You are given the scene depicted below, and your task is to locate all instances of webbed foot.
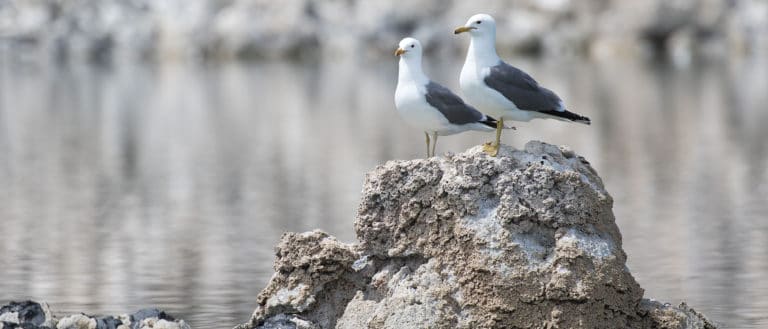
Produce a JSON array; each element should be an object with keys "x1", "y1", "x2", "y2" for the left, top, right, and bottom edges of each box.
[{"x1": 482, "y1": 142, "x2": 499, "y2": 157}]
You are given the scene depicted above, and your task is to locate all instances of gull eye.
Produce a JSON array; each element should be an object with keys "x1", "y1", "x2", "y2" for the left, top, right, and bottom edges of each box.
[
  {"x1": 411, "y1": 45, "x2": 415, "y2": 48},
  {"x1": 476, "y1": 20, "x2": 482, "y2": 24}
]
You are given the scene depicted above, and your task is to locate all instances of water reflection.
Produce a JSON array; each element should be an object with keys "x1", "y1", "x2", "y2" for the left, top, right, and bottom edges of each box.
[{"x1": 0, "y1": 54, "x2": 766, "y2": 328}]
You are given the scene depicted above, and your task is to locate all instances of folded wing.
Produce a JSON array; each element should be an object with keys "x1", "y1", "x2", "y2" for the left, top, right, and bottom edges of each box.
[{"x1": 424, "y1": 81, "x2": 487, "y2": 125}]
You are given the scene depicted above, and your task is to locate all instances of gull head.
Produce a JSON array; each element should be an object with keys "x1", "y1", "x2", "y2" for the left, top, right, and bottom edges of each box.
[
  {"x1": 454, "y1": 13, "x2": 496, "y2": 37},
  {"x1": 395, "y1": 37, "x2": 423, "y2": 59}
]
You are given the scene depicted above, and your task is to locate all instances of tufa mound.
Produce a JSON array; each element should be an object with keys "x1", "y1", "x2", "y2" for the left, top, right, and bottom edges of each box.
[{"x1": 236, "y1": 141, "x2": 716, "y2": 329}]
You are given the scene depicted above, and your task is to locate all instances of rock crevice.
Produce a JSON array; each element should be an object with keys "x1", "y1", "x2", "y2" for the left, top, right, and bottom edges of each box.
[{"x1": 238, "y1": 141, "x2": 716, "y2": 329}]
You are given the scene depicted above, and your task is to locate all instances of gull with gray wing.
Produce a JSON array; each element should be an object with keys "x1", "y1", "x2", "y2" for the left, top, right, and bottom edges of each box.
[
  {"x1": 394, "y1": 37, "x2": 506, "y2": 157},
  {"x1": 455, "y1": 14, "x2": 590, "y2": 156}
]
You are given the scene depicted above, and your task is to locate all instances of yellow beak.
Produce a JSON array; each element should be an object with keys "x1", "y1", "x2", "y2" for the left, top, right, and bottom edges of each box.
[
  {"x1": 454, "y1": 26, "x2": 476, "y2": 34},
  {"x1": 395, "y1": 47, "x2": 406, "y2": 56}
]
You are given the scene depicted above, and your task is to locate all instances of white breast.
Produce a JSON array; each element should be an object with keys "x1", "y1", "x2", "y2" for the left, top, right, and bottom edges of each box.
[{"x1": 394, "y1": 81, "x2": 451, "y2": 132}]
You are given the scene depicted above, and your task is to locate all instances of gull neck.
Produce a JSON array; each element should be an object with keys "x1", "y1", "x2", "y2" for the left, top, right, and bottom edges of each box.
[
  {"x1": 398, "y1": 56, "x2": 429, "y2": 86},
  {"x1": 466, "y1": 35, "x2": 501, "y2": 68}
]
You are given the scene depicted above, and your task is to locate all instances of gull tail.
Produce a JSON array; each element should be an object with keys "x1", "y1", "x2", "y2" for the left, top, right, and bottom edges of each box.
[{"x1": 540, "y1": 109, "x2": 591, "y2": 125}]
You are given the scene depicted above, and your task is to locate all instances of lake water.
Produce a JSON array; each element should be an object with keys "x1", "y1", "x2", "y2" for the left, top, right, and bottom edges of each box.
[{"x1": 1, "y1": 53, "x2": 767, "y2": 328}]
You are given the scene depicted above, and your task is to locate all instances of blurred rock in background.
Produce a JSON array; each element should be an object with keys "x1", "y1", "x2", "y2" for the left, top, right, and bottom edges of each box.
[{"x1": 1, "y1": 0, "x2": 766, "y2": 62}]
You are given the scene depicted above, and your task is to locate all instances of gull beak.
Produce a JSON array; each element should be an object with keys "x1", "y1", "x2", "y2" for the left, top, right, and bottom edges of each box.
[
  {"x1": 394, "y1": 47, "x2": 406, "y2": 56},
  {"x1": 454, "y1": 26, "x2": 476, "y2": 34}
]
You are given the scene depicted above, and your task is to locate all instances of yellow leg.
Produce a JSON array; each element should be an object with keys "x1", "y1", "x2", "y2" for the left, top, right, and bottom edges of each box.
[
  {"x1": 424, "y1": 132, "x2": 430, "y2": 158},
  {"x1": 495, "y1": 118, "x2": 503, "y2": 147},
  {"x1": 431, "y1": 132, "x2": 438, "y2": 158},
  {"x1": 483, "y1": 118, "x2": 503, "y2": 157}
]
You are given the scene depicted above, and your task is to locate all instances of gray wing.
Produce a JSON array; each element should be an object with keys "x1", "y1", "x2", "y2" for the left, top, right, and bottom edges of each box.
[
  {"x1": 424, "y1": 81, "x2": 485, "y2": 124},
  {"x1": 483, "y1": 62, "x2": 563, "y2": 112}
]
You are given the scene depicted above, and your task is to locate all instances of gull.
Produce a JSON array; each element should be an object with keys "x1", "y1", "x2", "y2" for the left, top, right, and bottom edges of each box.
[
  {"x1": 394, "y1": 37, "x2": 506, "y2": 157},
  {"x1": 454, "y1": 14, "x2": 590, "y2": 156}
]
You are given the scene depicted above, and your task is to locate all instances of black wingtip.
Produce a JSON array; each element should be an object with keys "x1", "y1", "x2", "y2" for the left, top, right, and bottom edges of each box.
[
  {"x1": 577, "y1": 117, "x2": 591, "y2": 125},
  {"x1": 540, "y1": 110, "x2": 591, "y2": 125},
  {"x1": 480, "y1": 115, "x2": 498, "y2": 128}
]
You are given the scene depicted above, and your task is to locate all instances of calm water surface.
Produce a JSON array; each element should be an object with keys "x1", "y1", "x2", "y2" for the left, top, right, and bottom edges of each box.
[{"x1": 0, "y1": 53, "x2": 767, "y2": 328}]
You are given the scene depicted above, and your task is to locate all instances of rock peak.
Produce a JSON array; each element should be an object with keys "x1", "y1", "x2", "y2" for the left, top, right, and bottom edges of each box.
[{"x1": 238, "y1": 141, "x2": 716, "y2": 329}]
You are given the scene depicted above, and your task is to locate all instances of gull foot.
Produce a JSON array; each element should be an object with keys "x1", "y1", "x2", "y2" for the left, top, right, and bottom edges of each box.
[{"x1": 482, "y1": 142, "x2": 499, "y2": 157}]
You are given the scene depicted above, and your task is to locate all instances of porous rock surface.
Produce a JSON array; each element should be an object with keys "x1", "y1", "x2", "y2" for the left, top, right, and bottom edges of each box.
[
  {"x1": 236, "y1": 141, "x2": 716, "y2": 329},
  {"x1": 0, "y1": 301, "x2": 189, "y2": 329}
]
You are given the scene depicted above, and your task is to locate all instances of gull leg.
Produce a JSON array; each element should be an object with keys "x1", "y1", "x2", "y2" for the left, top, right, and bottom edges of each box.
[
  {"x1": 483, "y1": 118, "x2": 503, "y2": 157},
  {"x1": 495, "y1": 118, "x2": 503, "y2": 147},
  {"x1": 424, "y1": 132, "x2": 431, "y2": 158},
  {"x1": 431, "y1": 132, "x2": 438, "y2": 158}
]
